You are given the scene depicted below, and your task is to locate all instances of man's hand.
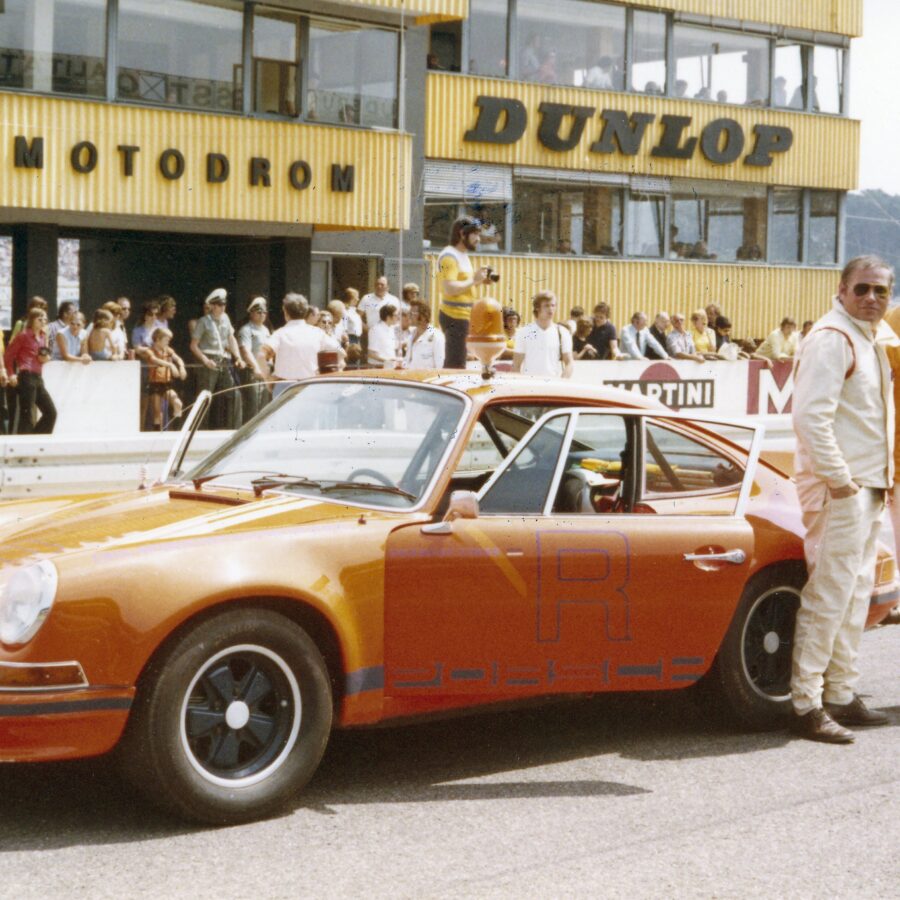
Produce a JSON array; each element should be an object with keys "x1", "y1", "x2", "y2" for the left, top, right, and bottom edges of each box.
[
  {"x1": 473, "y1": 266, "x2": 490, "y2": 286},
  {"x1": 829, "y1": 482, "x2": 860, "y2": 499}
]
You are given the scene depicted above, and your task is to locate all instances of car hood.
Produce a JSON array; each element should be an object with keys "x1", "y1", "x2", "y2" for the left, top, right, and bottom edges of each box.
[{"x1": 0, "y1": 486, "x2": 405, "y2": 567}]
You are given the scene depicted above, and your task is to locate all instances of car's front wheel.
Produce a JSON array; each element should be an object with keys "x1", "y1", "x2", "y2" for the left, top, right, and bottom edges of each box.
[
  {"x1": 121, "y1": 609, "x2": 332, "y2": 825},
  {"x1": 704, "y1": 565, "x2": 804, "y2": 730}
]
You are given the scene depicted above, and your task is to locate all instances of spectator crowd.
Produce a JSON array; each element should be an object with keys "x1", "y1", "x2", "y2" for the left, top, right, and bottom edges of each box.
[{"x1": 0, "y1": 215, "x2": 817, "y2": 435}]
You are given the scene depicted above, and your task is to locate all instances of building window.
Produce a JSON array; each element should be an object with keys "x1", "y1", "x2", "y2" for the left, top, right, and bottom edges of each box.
[
  {"x1": 0, "y1": 0, "x2": 106, "y2": 98},
  {"x1": 424, "y1": 202, "x2": 507, "y2": 252},
  {"x1": 513, "y1": 182, "x2": 622, "y2": 256},
  {"x1": 468, "y1": 0, "x2": 508, "y2": 78},
  {"x1": 770, "y1": 189, "x2": 802, "y2": 264},
  {"x1": 672, "y1": 184, "x2": 766, "y2": 262},
  {"x1": 117, "y1": 0, "x2": 243, "y2": 113},
  {"x1": 813, "y1": 46, "x2": 844, "y2": 114},
  {"x1": 625, "y1": 192, "x2": 665, "y2": 258},
  {"x1": 672, "y1": 24, "x2": 770, "y2": 105},
  {"x1": 57, "y1": 238, "x2": 81, "y2": 305},
  {"x1": 430, "y1": 10, "x2": 848, "y2": 118},
  {"x1": 308, "y1": 24, "x2": 398, "y2": 128},
  {"x1": 0, "y1": 236, "x2": 11, "y2": 331},
  {"x1": 773, "y1": 40, "x2": 805, "y2": 109},
  {"x1": 427, "y1": 174, "x2": 844, "y2": 270},
  {"x1": 516, "y1": 0, "x2": 625, "y2": 90},
  {"x1": 631, "y1": 10, "x2": 667, "y2": 96},
  {"x1": 429, "y1": 21, "x2": 461, "y2": 72},
  {"x1": 809, "y1": 191, "x2": 839, "y2": 265},
  {"x1": 253, "y1": 8, "x2": 301, "y2": 118},
  {"x1": 424, "y1": 203, "x2": 461, "y2": 250}
]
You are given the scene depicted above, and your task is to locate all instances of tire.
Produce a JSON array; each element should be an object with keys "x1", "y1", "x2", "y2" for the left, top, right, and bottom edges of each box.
[
  {"x1": 120, "y1": 609, "x2": 332, "y2": 825},
  {"x1": 704, "y1": 565, "x2": 805, "y2": 730}
]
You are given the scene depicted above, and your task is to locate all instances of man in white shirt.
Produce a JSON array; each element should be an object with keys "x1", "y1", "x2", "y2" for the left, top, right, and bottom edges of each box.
[
  {"x1": 756, "y1": 317, "x2": 800, "y2": 362},
  {"x1": 359, "y1": 276, "x2": 400, "y2": 331},
  {"x1": 405, "y1": 299, "x2": 446, "y2": 369},
  {"x1": 258, "y1": 293, "x2": 329, "y2": 398},
  {"x1": 367, "y1": 303, "x2": 400, "y2": 368},
  {"x1": 512, "y1": 291, "x2": 573, "y2": 378},
  {"x1": 584, "y1": 55, "x2": 614, "y2": 89},
  {"x1": 620, "y1": 311, "x2": 670, "y2": 360},
  {"x1": 665, "y1": 313, "x2": 705, "y2": 362},
  {"x1": 790, "y1": 255, "x2": 896, "y2": 743}
]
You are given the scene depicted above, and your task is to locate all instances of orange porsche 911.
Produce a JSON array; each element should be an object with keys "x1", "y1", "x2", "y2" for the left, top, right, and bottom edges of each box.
[{"x1": 1, "y1": 373, "x2": 896, "y2": 824}]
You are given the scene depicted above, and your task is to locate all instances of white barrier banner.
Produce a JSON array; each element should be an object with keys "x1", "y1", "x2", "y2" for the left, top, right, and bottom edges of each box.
[
  {"x1": 43, "y1": 360, "x2": 141, "y2": 435},
  {"x1": 36, "y1": 358, "x2": 795, "y2": 437},
  {"x1": 570, "y1": 359, "x2": 795, "y2": 418}
]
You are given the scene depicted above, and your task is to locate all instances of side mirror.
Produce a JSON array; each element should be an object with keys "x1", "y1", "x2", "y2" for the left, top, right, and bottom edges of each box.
[
  {"x1": 421, "y1": 490, "x2": 480, "y2": 535},
  {"x1": 445, "y1": 490, "x2": 479, "y2": 522}
]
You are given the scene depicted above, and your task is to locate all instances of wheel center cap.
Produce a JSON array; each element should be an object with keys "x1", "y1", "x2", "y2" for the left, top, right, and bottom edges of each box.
[
  {"x1": 763, "y1": 631, "x2": 780, "y2": 654},
  {"x1": 225, "y1": 700, "x2": 251, "y2": 730}
]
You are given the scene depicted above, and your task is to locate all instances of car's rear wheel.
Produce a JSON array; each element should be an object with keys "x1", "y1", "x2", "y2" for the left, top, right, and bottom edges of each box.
[
  {"x1": 705, "y1": 565, "x2": 804, "y2": 730},
  {"x1": 121, "y1": 609, "x2": 332, "y2": 825}
]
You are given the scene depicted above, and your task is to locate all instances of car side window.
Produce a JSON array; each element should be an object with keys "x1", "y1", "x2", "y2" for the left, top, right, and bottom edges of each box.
[
  {"x1": 643, "y1": 421, "x2": 743, "y2": 496},
  {"x1": 454, "y1": 404, "x2": 566, "y2": 475},
  {"x1": 552, "y1": 414, "x2": 630, "y2": 514},
  {"x1": 479, "y1": 414, "x2": 570, "y2": 514}
]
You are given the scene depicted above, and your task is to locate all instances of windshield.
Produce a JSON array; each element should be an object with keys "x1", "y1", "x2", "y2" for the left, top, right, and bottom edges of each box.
[{"x1": 182, "y1": 381, "x2": 467, "y2": 509}]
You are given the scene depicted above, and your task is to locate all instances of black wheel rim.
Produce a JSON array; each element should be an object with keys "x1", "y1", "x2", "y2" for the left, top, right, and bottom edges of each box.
[
  {"x1": 183, "y1": 648, "x2": 298, "y2": 782},
  {"x1": 741, "y1": 587, "x2": 800, "y2": 700}
]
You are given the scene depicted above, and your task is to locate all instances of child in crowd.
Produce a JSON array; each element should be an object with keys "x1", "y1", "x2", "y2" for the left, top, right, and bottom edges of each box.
[
  {"x1": 87, "y1": 309, "x2": 120, "y2": 360},
  {"x1": 147, "y1": 327, "x2": 186, "y2": 429},
  {"x1": 57, "y1": 309, "x2": 91, "y2": 364}
]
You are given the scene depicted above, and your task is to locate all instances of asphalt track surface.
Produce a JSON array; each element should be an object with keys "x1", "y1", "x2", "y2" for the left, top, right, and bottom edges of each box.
[{"x1": 1, "y1": 627, "x2": 898, "y2": 899}]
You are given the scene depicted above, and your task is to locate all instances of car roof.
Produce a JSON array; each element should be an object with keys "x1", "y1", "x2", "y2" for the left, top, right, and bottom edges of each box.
[{"x1": 322, "y1": 368, "x2": 664, "y2": 412}]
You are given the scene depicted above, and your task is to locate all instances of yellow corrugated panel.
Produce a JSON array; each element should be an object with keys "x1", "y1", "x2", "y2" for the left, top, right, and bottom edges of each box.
[
  {"x1": 426, "y1": 73, "x2": 858, "y2": 191},
  {"x1": 426, "y1": 253, "x2": 839, "y2": 340},
  {"x1": 633, "y1": 0, "x2": 862, "y2": 36},
  {"x1": 0, "y1": 94, "x2": 411, "y2": 230},
  {"x1": 336, "y1": 0, "x2": 468, "y2": 22}
]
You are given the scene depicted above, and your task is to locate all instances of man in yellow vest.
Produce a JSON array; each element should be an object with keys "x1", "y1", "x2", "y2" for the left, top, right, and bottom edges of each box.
[{"x1": 438, "y1": 216, "x2": 490, "y2": 369}]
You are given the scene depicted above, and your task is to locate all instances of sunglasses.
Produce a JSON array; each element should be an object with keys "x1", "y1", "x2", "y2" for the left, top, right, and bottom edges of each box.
[{"x1": 851, "y1": 283, "x2": 891, "y2": 298}]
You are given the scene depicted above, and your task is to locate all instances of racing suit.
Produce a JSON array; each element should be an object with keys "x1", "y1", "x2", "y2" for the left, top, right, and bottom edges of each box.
[{"x1": 791, "y1": 298, "x2": 896, "y2": 713}]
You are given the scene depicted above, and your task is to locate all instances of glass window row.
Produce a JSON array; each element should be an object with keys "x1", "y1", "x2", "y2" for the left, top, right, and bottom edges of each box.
[
  {"x1": 424, "y1": 179, "x2": 839, "y2": 266},
  {"x1": 429, "y1": 0, "x2": 847, "y2": 116},
  {"x1": 0, "y1": 0, "x2": 400, "y2": 128}
]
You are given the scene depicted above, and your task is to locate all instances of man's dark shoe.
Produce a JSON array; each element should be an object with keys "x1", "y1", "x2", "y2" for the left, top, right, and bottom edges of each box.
[
  {"x1": 824, "y1": 695, "x2": 889, "y2": 727},
  {"x1": 793, "y1": 708, "x2": 855, "y2": 744},
  {"x1": 882, "y1": 607, "x2": 900, "y2": 626}
]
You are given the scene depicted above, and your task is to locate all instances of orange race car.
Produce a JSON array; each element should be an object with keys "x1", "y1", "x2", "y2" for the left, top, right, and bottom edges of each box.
[{"x1": 0, "y1": 373, "x2": 897, "y2": 824}]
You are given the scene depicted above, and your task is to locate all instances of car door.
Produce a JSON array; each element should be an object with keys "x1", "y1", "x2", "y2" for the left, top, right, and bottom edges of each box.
[{"x1": 383, "y1": 407, "x2": 763, "y2": 700}]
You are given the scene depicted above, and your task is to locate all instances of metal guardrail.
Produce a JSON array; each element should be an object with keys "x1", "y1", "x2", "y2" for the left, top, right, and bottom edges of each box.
[{"x1": 0, "y1": 431, "x2": 233, "y2": 500}]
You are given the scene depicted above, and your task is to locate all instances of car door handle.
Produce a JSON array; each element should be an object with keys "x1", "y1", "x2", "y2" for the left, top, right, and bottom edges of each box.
[{"x1": 683, "y1": 549, "x2": 746, "y2": 564}]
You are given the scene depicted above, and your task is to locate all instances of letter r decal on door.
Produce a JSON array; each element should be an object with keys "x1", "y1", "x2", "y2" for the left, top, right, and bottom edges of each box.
[{"x1": 536, "y1": 530, "x2": 632, "y2": 643}]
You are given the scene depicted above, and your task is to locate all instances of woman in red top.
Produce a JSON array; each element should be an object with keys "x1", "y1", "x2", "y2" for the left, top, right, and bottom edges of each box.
[{"x1": 4, "y1": 308, "x2": 57, "y2": 434}]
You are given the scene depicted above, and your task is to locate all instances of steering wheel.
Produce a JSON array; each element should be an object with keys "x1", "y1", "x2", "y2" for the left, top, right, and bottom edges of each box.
[{"x1": 347, "y1": 467, "x2": 396, "y2": 488}]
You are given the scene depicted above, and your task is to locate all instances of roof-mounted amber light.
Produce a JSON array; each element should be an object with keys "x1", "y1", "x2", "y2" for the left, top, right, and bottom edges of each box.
[{"x1": 467, "y1": 297, "x2": 506, "y2": 380}]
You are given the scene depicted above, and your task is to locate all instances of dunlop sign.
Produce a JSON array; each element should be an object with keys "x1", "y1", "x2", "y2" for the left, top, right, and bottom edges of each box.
[{"x1": 464, "y1": 96, "x2": 793, "y2": 168}]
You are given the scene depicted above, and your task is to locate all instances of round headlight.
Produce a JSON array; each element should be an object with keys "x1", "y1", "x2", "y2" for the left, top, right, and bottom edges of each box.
[{"x1": 0, "y1": 561, "x2": 58, "y2": 647}]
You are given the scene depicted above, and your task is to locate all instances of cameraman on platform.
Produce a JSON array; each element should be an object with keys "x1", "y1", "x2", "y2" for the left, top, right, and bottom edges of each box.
[{"x1": 438, "y1": 216, "x2": 492, "y2": 368}]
